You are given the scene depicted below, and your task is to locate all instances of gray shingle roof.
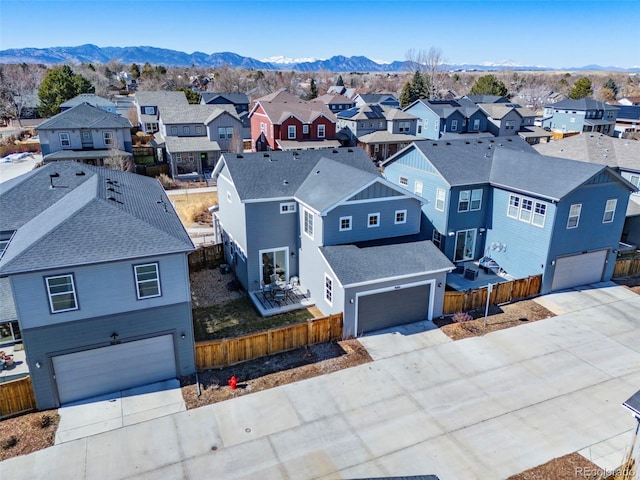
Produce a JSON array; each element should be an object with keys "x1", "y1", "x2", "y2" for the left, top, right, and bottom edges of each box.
[
  {"x1": 545, "y1": 98, "x2": 620, "y2": 111},
  {"x1": 43, "y1": 148, "x2": 132, "y2": 162},
  {"x1": 200, "y1": 92, "x2": 249, "y2": 105},
  {"x1": 623, "y1": 389, "x2": 640, "y2": 417},
  {"x1": 37, "y1": 103, "x2": 132, "y2": 130},
  {"x1": 160, "y1": 104, "x2": 237, "y2": 124},
  {"x1": 217, "y1": 148, "x2": 380, "y2": 202},
  {"x1": 320, "y1": 240, "x2": 453, "y2": 286},
  {"x1": 134, "y1": 91, "x2": 189, "y2": 108},
  {"x1": 61, "y1": 94, "x2": 116, "y2": 109},
  {"x1": 357, "y1": 131, "x2": 421, "y2": 143},
  {"x1": 164, "y1": 136, "x2": 221, "y2": 153},
  {"x1": 0, "y1": 162, "x2": 194, "y2": 275},
  {"x1": 254, "y1": 98, "x2": 336, "y2": 125}
]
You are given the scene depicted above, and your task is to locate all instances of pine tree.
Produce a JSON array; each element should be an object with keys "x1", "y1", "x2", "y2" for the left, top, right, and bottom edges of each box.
[
  {"x1": 469, "y1": 74, "x2": 508, "y2": 97},
  {"x1": 308, "y1": 78, "x2": 318, "y2": 100},
  {"x1": 336, "y1": 75, "x2": 344, "y2": 87},
  {"x1": 38, "y1": 65, "x2": 94, "y2": 117},
  {"x1": 568, "y1": 77, "x2": 593, "y2": 99},
  {"x1": 399, "y1": 71, "x2": 431, "y2": 107}
]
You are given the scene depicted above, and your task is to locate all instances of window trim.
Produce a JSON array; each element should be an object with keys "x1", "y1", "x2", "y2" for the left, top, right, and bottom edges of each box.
[
  {"x1": 470, "y1": 189, "x2": 482, "y2": 211},
  {"x1": 414, "y1": 180, "x2": 423, "y2": 196},
  {"x1": 367, "y1": 212, "x2": 380, "y2": 228},
  {"x1": 171, "y1": 126, "x2": 178, "y2": 135},
  {"x1": 288, "y1": 125, "x2": 296, "y2": 139},
  {"x1": 303, "y1": 208, "x2": 314, "y2": 239},
  {"x1": 435, "y1": 188, "x2": 445, "y2": 211},
  {"x1": 317, "y1": 124, "x2": 325, "y2": 138},
  {"x1": 134, "y1": 263, "x2": 162, "y2": 300},
  {"x1": 324, "y1": 274, "x2": 333, "y2": 306},
  {"x1": 507, "y1": 194, "x2": 520, "y2": 218},
  {"x1": 432, "y1": 229, "x2": 442, "y2": 248},
  {"x1": 218, "y1": 127, "x2": 226, "y2": 139},
  {"x1": 603, "y1": 199, "x2": 617, "y2": 224},
  {"x1": 532, "y1": 201, "x2": 546, "y2": 227},
  {"x1": 59, "y1": 132, "x2": 71, "y2": 147},
  {"x1": 45, "y1": 274, "x2": 78, "y2": 313},
  {"x1": 458, "y1": 190, "x2": 470, "y2": 212},
  {"x1": 280, "y1": 202, "x2": 297, "y2": 214},
  {"x1": 183, "y1": 126, "x2": 190, "y2": 135},
  {"x1": 395, "y1": 209, "x2": 407, "y2": 224},
  {"x1": 144, "y1": 106, "x2": 155, "y2": 115},
  {"x1": 303, "y1": 124, "x2": 309, "y2": 134},
  {"x1": 399, "y1": 176, "x2": 409, "y2": 187},
  {"x1": 339, "y1": 216, "x2": 352, "y2": 231},
  {"x1": 567, "y1": 203, "x2": 582, "y2": 229},
  {"x1": 519, "y1": 198, "x2": 533, "y2": 223}
]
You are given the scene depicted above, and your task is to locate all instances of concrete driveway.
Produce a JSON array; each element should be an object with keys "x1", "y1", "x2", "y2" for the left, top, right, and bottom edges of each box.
[{"x1": 2, "y1": 284, "x2": 639, "y2": 479}]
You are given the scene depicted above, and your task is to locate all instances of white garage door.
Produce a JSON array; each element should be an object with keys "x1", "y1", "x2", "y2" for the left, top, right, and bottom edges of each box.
[
  {"x1": 551, "y1": 250, "x2": 608, "y2": 291},
  {"x1": 53, "y1": 335, "x2": 177, "y2": 405},
  {"x1": 357, "y1": 283, "x2": 431, "y2": 334}
]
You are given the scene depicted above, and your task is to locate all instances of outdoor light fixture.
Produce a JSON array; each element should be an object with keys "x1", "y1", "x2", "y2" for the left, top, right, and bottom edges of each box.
[
  {"x1": 350, "y1": 298, "x2": 354, "y2": 304},
  {"x1": 448, "y1": 231, "x2": 455, "y2": 236},
  {"x1": 438, "y1": 282, "x2": 443, "y2": 288},
  {"x1": 35, "y1": 362, "x2": 41, "y2": 369},
  {"x1": 181, "y1": 333, "x2": 186, "y2": 339}
]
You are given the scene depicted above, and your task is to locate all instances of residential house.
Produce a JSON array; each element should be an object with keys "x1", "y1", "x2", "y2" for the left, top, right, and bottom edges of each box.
[
  {"x1": 249, "y1": 90, "x2": 339, "y2": 151},
  {"x1": 618, "y1": 96, "x2": 640, "y2": 106},
  {"x1": 200, "y1": 92, "x2": 251, "y2": 139},
  {"x1": 0, "y1": 162, "x2": 196, "y2": 409},
  {"x1": 60, "y1": 94, "x2": 117, "y2": 114},
  {"x1": 614, "y1": 106, "x2": 640, "y2": 138},
  {"x1": 404, "y1": 98, "x2": 490, "y2": 141},
  {"x1": 315, "y1": 93, "x2": 356, "y2": 114},
  {"x1": 37, "y1": 102, "x2": 134, "y2": 170},
  {"x1": 212, "y1": 149, "x2": 453, "y2": 337},
  {"x1": 382, "y1": 137, "x2": 635, "y2": 294},
  {"x1": 477, "y1": 102, "x2": 550, "y2": 145},
  {"x1": 353, "y1": 93, "x2": 400, "y2": 109},
  {"x1": 463, "y1": 95, "x2": 510, "y2": 104},
  {"x1": 326, "y1": 85, "x2": 356, "y2": 98},
  {"x1": 134, "y1": 91, "x2": 189, "y2": 134},
  {"x1": 534, "y1": 133, "x2": 640, "y2": 247},
  {"x1": 542, "y1": 98, "x2": 619, "y2": 136},
  {"x1": 156, "y1": 104, "x2": 243, "y2": 178}
]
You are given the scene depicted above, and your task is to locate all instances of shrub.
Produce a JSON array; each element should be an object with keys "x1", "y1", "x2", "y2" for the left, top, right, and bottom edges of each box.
[
  {"x1": 34, "y1": 414, "x2": 52, "y2": 428},
  {"x1": 452, "y1": 311, "x2": 473, "y2": 323},
  {"x1": 157, "y1": 173, "x2": 179, "y2": 190},
  {"x1": 1, "y1": 435, "x2": 18, "y2": 450}
]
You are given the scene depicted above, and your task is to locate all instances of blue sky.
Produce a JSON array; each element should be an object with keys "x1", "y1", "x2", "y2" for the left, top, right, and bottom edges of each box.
[{"x1": 1, "y1": 0, "x2": 639, "y2": 68}]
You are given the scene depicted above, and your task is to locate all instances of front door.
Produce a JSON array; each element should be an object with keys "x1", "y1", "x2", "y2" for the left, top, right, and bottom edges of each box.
[
  {"x1": 454, "y1": 229, "x2": 476, "y2": 262},
  {"x1": 260, "y1": 248, "x2": 288, "y2": 284}
]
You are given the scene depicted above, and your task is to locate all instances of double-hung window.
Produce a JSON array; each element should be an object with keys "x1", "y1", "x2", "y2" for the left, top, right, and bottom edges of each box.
[
  {"x1": 46, "y1": 274, "x2": 78, "y2": 313},
  {"x1": 134, "y1": 263, "x2": 161, "y2": 299},
  {"x1": 303, "y1": 209, "x2": 314, "y2": 239},
  {"x1": 103, "y1": 131, "x2": 114, "y2": 146},
  {"x1": 303, "y1": 125, "x2": 309, "y2": 134},
  {"x1": 451, "y1": 120, "x2": 458, "y2": 132},
  {"x1": 226, "y1": 127, "x2": 233, "y2": 138},
  {"x1": 59, "y1": 132, "x2": 71, "y2": 147},
  {"x1": 532, "y1": 202, "x2": 547, "y2": 227},
  {"x1": 470, "y1": 189, "x2": 482, "y2": 211},
  {"x1": 414, "y1": 181, "x2": 423, "y2": 196},
  {"x1": 339, "y1": 216, "x2": 352, "y2": 231},
  {"x1": 458, "y1": 190, "x2": 470, "y2": 212},
  {"x1": 288, "y1": 125, "x2": 296, "y2": 139},
  {"x1": 317, "y1": 124, "x2": 325, "y2": 138},
  {"x1": 519, "y1": 198, "x2": 533, "y2": 222},
  {"x1": 507, "y1": 195, "x2": 520, "y2": 218},
  {"x1": 603, "y1": 199, "x2": 617, "y2": 223},
  {"x1": 218, "y1": 127, "x2": 227, "y2": 139},
  {"x1": 435, "y1": 188, "x2": 445, "y2": 211},
  {"x1": 567, "y1": 204, "x2": 582, "y2": 229},
  {"x1": 473, "y1": 119, "x2": 480, "y2": 130},
  {"x1": 324, "y1": 274, "x2": 333, "y2": 306}
]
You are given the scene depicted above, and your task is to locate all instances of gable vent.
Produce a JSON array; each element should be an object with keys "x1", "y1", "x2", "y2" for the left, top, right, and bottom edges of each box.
[
  {"x1": 75, "y1": 171, "x2": 85, "y2": 176},
  {"x1": 283, "y1": 180, "x2": 289, "y2": 185},
  {"x1": 477, "y1": 140, "x2": 483, "y2": 144},
  {"x1": 445, "y1": 142, "x2": 451, "y2": 146},
  {"x1": 263, "y1": 153, "x2": 270, "y2": 158},
  {"x1": 347, "y1": 149, "x2": 353, "y2": 153},
  {"x1": 236, "y1": 154, "x2": 243, "y2": 158}
]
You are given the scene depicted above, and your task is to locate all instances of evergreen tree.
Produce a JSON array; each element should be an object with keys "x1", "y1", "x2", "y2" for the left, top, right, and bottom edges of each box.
[
  {"x1": 130, "y1": 63, "x2": 140, "y2": 79},
  {"x1": 400, "y1": 71, "x2": 430, "y2": 107},
  {"x1": 38, "y1": 65, "x2": 94, "y2": 117},
  {"x1": 602, "y1": 78, "x2": 619, "y2": 101},
  {"x1": 175, "y1": 88, "x2": 200, "y2": 104},
  {"x1": 469, "y1": 74, "x2": 508, "y2": 97},
  {"x1": 141, "y1": 62, "x2": 154, "y2": 77},
  {"x1": 336, "y1": 75, "x2": 344, "y2": 87},
  {"x1": 568, "y1": 77, "x2": 593, "y2": 99},
  {"x1": 308, "y1": 78, "x2": 318, "y2": 100}
]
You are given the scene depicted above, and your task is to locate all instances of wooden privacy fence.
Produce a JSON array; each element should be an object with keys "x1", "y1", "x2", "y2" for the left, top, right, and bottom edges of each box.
[
  {"x1": 188, "y1": 244, "x2": 225, "y2": 272},
  {"x1": 443, "y1": 274, "x2": 542, "y2": 315},
  {"x1": 613, "y1": 257, "x2": 640, "y2": 278},
  {"x1": 195, "y1": 313, "x2": 343, "y2": 370},
  {"x1": 0, "y1": 376, "x2": 36, "y2": 418}
]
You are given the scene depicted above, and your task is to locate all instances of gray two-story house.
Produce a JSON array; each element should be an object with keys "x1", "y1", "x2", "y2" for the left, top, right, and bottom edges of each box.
[
  {"x1": 134, "y1": 91, "x2": 189, "y2": 134},
  {"x1": 212, "y1": 149, "x2": 453, "y2": 336},
  {"x1": 37, "y1": 102, "x2": 134, "y2": 170},
  {"x1": 404, "y1": 98, "x2": 491, "y2": 141},
  {"x1": 383, "y1": 137, "x2": 635, "y2": 294},
  {"x1": 0, "y1": 162, "x2": 196, "y2": 409},
  {"x1": 542, "y1": 98, "x2": 619, "y2": 136}
]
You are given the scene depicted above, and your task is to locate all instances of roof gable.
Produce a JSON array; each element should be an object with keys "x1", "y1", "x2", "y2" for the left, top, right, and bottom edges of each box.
[{"x1": 37, "y1": 103, "x2": 132, "y2": 130}]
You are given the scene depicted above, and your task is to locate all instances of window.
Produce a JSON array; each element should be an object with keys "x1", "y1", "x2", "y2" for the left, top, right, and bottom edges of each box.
[
  {"x1": 144, "y1": 106, "x2": 155, "y2": 115},
  {"x1": 432, "y1": 229, "x2": 442, "y2": 248},
  {"x1": 171, "y1": 126, "x2": 178, "y2": 135},
  {"x1": 288, "y1": 125, "x2": 296, "y2": 139},
  {"x1": 317, "y1": 124, "x2": 325, "y2": 138},
  {"x1": 532, "y1": 202, "x2": 547, "y2": 227},
  {"x1": 470, "y1": 189, "x2": 482, "y2": 211},
  {"x1": 134, "y1": 263, "x2": 161, "y2": 299},
  {"x1": 603, "y1": 199, "x2": 617, "y2": 223},
  {"x1": 414, "y1": 181, "x2": 423, "y2": 196},
  {"x1": 505, "y1": 120, "x2": 516, "y2": 130},
  {"x1": 379, "y1": 121, "x2": 384, "y2": 128},
  {"x1": 567, "y1": 203, "x2": 582, "y2": 229},
  {"x1": 303, "y1": 125, "x2": 309, "y2": 134},
  {"x1": 324, "y1": 274, "x2": 333, "y2": 305},
  {"x1": 339, "y1": 216, "x2": 352, "y2": 231},
  {"x1": 59, "y1": 132, "x2": 70, "y2": 147},
  {"x1": 424, "y1": 119, "x2": 429, "y2": 129},
  {"x1": 196, "y1": 126, "x2": 203, "y2": 135},
  {"x1": 473, "y1": 119, "x2": 480, "y2": 130},
  {"x1": 368, "y1": 213, "x2": 380, "y2": 228},
  {"x1": 46, "y1": 274, "x2": 78, "y2": 313},
  {"x1": 303, "y1": 209, "x2": 314, "y2": 238},
  {"x1": 260, "y1": 122, "x2": 266, "y2": 133},
  {"x1": 82, "y1": 131, "x2": 91, "y2": 141},
  {"x1": 399, "y1": 176, "x2": 409, "y2": 187},
  {"x1": 435, "y1": 188, "x2": 445, "y2": 211},
  {"x1": 103, "y1": 131, "x2": 114, "y2": 146},
  {"x1": 227, "y1": 191, "x2": 232, "y2": 203},
  {"x1": 176, "y1": 153, "x2": 182, "y2": 163},
  {"x1": 418, "y1": 125, "x2": 422, "y2": 134},
  {"x1": 188, "y1": 153, "x2": 195, "y2": 164},
  {"x1": 280, "y1": 202, "x2": 296, "y2": 214},
  {"x1": 629, "y1": 175, "x2": 640, "y2": 188},
  {"x1": 183, "y1": 126, "x2": 190, "y2": 135},
  {"x1": 0, "y1": 231, "x2": 14, "y2": 259},
  {"x1": 458, "y1": 190, "x2": 470, "y2": 212},
  {"x1": 395, "y1": 210, "x2": 406, "y2": 224},
  {"x1": 507, "y1": 195, "x2": 520, "y2": 218},
  {"x1": 218, "y1": 127, "x2": 226, "y2": 139},
  {"x1": 399, "y1": 121, "x2": 410, "y2": 133},
  {"x1": 520, "y1": 198, "x2": 533, "y2": 222},
  {"x1": 226, "y1": 127, "x2": 233, "y2": 138},
  {"x1": 451, "y1": 120, "x2": 458, "y2": 132}
]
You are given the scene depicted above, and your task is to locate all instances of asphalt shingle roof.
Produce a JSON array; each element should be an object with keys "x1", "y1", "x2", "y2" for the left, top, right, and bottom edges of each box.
[
  {"x1": 37, "y1": 103, "x2": 132, "y2": 130},
  {"x1": 134, "y1": 91, "x2": 189, "y2": 108},
  {"x1": 623, "y1": 389, "x2": 640, "y2": 418},
  {"x1": 61, "y1": 94, "x2": 116, "y2": 109},
  {"x1": 545, "y1": 98, "x2": 620, "y2": 111},
  {"x1": 200, "y1": 92, "x2": 249, "y2": 105},
  {"x1": 0, "y1": 162, "x2": 194, "y2": 275},
  {"x1": 320, "y1": 240, "x2": 453, "y2": 286},
  {"x1": 164, "y1": 136, "x2": 221, "y2": 153},
  {"x1": 160, "y1": 104, "x2": 237, "y2": 124}
]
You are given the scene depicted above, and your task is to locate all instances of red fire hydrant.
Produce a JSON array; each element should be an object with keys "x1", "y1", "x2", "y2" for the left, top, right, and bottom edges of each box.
[{"x1": 228, "y1": 376, "x2": 237, "y2": 390}]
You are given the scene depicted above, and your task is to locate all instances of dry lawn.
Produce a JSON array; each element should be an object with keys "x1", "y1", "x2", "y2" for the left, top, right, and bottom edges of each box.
[{"x1": 166, "y1": 191, "x2": 218, "y2": 226}]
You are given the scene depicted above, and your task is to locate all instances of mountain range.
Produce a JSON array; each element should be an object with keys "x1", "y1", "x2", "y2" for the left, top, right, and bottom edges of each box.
[{"x1": 1, "y1": 44, "x2": 638, "y2": 73}]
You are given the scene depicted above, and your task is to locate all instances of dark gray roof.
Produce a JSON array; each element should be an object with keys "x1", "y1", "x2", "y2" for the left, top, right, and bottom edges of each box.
[
  {"x1": 200, "y1": 92, "x2": 249, "y2": 105},
  {"x1": 320, "y1": 240, "x2": 453, "y2": 286},
  {"x1": 160, "y1": 104, "x2": 236, "y2": 124},
  {"x1": 465, "y1": 95, "x2": 508, "y2": 104},
  {"x1": 134, "y1": 91, "x2": 188, "y2": 108},
  {"x1": 545, "y1": 98, "x2": 620, "y2": 111},
  {"x1": 164, "y1": 135, "x2": 221, "y2": 153},
  {"x1": 37, "y1": 102, "x2": 132, "y2": 130},
  {"x1": 216, "y1": 148, "x2": 380, "y2": 202},
  {"x1": 43, "y1": 148, "x2": 132, "y2": 162},
  {"x1": 61, "y1": 94, "x2": 116, "y2": 109},
  {"x1": 0, "y1": 162, "x2": 194, "y2": 275},
  {"x1": 623, "y1": 390, "x2": 640, "y2": 418}
]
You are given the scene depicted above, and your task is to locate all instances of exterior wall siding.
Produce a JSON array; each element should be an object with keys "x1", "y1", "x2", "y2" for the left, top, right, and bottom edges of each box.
[
  {"x1": 11, "y1": 254, "x2": 191, "y2": 330},
  {"x1": 206, "y1": 113, "x2": 243, "y2": 152},
  {"x1": 445, "y1": 185, "x2": 491, "y2": 261},
  {"x1": 405, "y1": 103, "x2": 440, "y2": 140},
  {"x1": 22, "y1": 302, "x2": 195, "y2": 409}
]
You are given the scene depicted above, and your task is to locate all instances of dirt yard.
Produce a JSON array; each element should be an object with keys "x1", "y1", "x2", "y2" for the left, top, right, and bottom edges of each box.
[
  {"x1": 0, "y1": 411, "x2": 59, "y2": 461},
  {"x1": 613, "y1": 275, "x2": 640, "y2": 295},
  {"x1": 507, "y1": 452, "x2": 606, "y2": 479}
]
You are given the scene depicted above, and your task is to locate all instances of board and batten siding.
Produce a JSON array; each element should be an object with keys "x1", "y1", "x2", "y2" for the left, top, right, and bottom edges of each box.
[
  {"x1": 216, "y1": 164, "x2": 247, "y2": 253},
  {"x1": 444, "y1": 185, "x2": 491, "y2": 260},
  {"x1": 207, "y1": 112, "x2": 243, "y2": 152},
  {"x1": 11, "y1": 253, "x2": 190, "y2": 330},
  {"x1": 323, "y1": 197, "x2": 421, "y2": 245},
  {"x1": 485, "y1": 188, "x2": 554, "y2": 280},
  {"x1": 404, "y1": 103, "x2": 439, "y2": 140},
  {"x1": 22, "y1": 302, "x2": 194, "y2": 410}
]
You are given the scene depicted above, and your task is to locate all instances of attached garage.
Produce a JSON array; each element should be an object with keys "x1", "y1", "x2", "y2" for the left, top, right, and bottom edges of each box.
[
  {"x1": 52, "y1": 335, "x2": 177, "y2": 404},
  {"x1": 551, "y1": 249, "x2": 608, "y2": 291},
  {"x1": 356, "y1": 283, "x2": 432, "y2": 334}
]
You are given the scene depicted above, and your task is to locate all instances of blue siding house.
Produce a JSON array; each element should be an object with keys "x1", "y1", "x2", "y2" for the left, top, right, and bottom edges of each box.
[
  {"x1": 212, "y1": 148, "x2": 453, "y2": 337},
  {"x1": 542, "y1": 98, "x2": 619, "y2": 136},
  {"x1": 382, "y1": 137, "x2": 635, "y2": 293},
  {"x1": 0, "y1": 163, "x2": 196, "y2": 409}
]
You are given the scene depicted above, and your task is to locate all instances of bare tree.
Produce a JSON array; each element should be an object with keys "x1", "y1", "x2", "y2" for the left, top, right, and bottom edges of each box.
[
  {"x1": 0, "y1": 64, "x2": 44, "y2": 125},
  {"x1": 228, "y1": 127, "x2": 244, "y2": 153},
  {"x1": 105, "y1": 143, "x2": 135, "y2": 172},
  {"x1": 405, "y1": 47, "x2": 446, "y2": 98}
]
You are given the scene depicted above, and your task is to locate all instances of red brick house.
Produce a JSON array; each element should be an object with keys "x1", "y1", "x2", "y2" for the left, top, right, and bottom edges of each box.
[{"x1": 249, "y1": 90, "x2": 340, "y2": 151}]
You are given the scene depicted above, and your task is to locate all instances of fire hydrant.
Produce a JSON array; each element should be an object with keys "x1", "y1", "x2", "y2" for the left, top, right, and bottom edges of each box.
[{"x1": 228, "y1": 376, "x2": 237, "y2": 390}]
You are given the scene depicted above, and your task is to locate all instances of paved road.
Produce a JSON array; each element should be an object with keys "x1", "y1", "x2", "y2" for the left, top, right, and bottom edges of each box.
[{"x1": 2, "y1": 283, "x2": 639, "y2": 479}]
